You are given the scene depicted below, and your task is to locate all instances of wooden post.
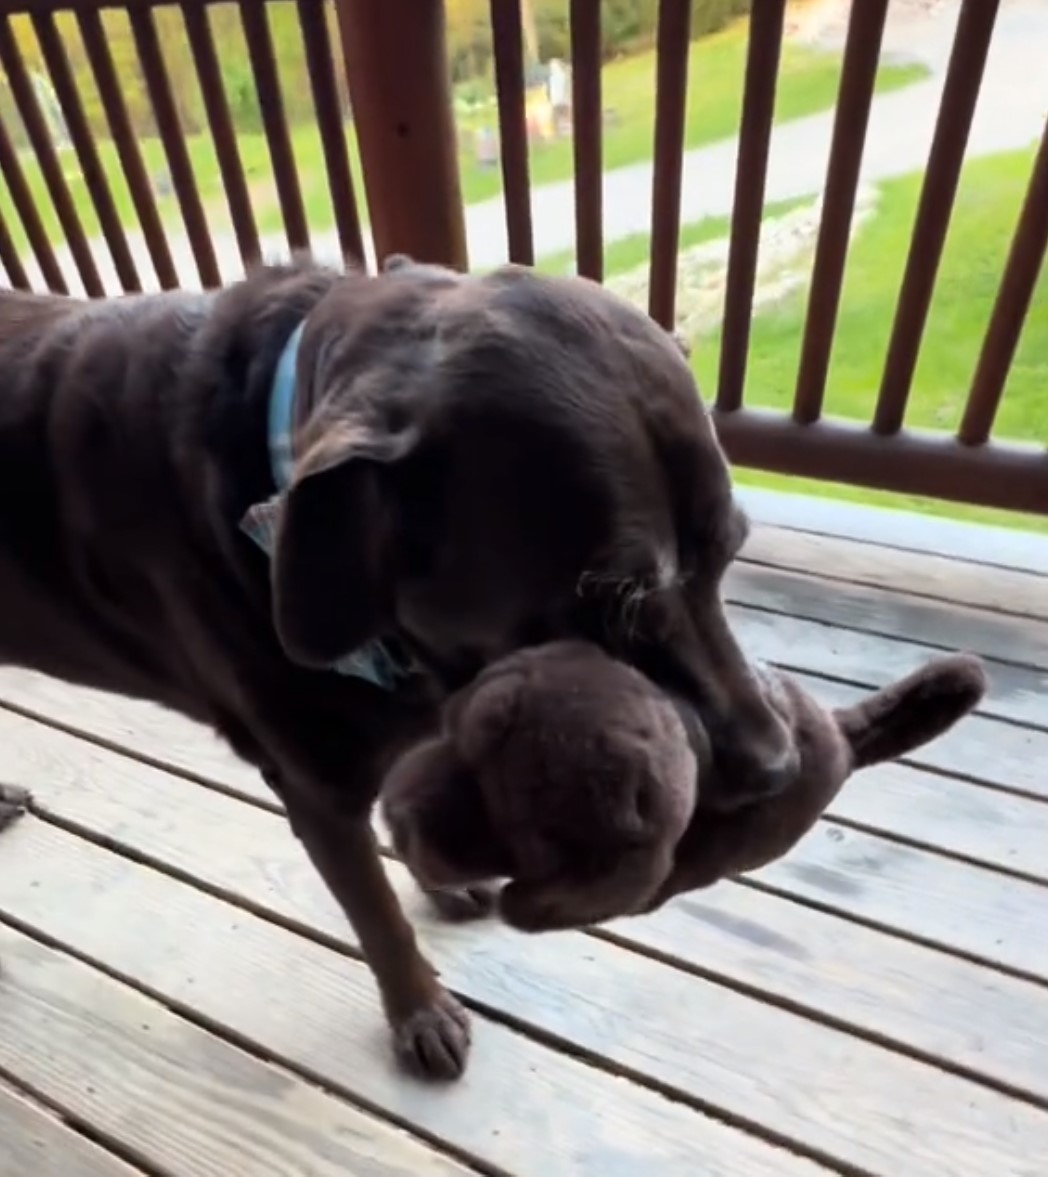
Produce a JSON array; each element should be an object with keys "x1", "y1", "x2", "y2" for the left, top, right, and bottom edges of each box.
[{"x1": 333, "y1": 0, "x2": 468, "y2": 270}]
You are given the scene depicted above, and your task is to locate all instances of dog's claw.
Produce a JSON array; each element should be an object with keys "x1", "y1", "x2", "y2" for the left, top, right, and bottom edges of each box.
[
  {"x1": 392, "y1": 989, "x2": 471, "y2": 1080},
  {"x1": 0, "y1": 784, "x2": 30, "y2": 833},
  {"x1": 425, "y1": 883, "x2": 498, "y2": 923}
]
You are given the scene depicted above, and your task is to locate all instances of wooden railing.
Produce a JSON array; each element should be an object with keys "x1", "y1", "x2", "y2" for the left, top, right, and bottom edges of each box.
[{"x1": 0, "y1": 0, "x2": 1045, "y2": 514}]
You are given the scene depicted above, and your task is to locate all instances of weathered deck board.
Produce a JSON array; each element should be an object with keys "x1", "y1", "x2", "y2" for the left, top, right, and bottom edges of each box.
[
  {"x1": 7, "y1": 633, "x2": 1047, "y2": 806},
  {"x1": 826, "y1": 759, "x2": 1048, "y2": 882},
  {"x1": 0, "y1": 667, "x2": 273, "y2": 808},
  {"x1": 2, "y1": 693, "x2": 1044, "y2": 899},
  {"x1": 0, "y1": 1080, "x2": 144, "y2": 1177},
  {"x1": 726, "y1": 563, "x2": 1048, "y2": 671},
  {"x1": 3, "y1": 720, "x2": 1048, "y2": 1175},
  {"x1": 791, "y1": 671, "x2": 1048, "y2": 799},
  {"x1": 0, "y1": 821, "x2": 829, "y2": 1177},
  {"x1": 737, "y1": 487, "x2": 1048, "y2": 577},
  {"x1": 0, "y1": 928, "x2": 480, "y2": 1177},
  {"x1": 3, "y1": 499, "x2": 1048, "y2": 1175},
  {"x1": 608, "y1": 884, "x2": 1048, "y2": 1107},
  {"x1": 753, "y1": 822, "x2": 1048, "y2": 981},
  {"x1": 742, "y1": 526, "x2": 1048, "y2": 622},
  {"x1": 731, "y1": 604, "x2": 1048, "y2": 731}
]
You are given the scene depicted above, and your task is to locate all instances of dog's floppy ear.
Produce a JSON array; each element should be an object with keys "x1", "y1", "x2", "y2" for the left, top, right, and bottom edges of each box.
[
  {"x1": 266, "y1": 419, "x2": 418, "y2": 667},
  {"x1": 833, "y1": 653, "x2": 987, "y2": 770}
]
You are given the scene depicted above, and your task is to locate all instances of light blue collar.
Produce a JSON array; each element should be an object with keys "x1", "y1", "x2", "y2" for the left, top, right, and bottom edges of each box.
[
  {"x1": 266, "y1": 320, "x2": 302, "y2": 489},
  {"x1": 241, "y1": 321, "x2": 413, "y2": 691}
]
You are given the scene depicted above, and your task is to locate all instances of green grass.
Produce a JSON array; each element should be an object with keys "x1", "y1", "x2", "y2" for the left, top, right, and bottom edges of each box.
[
  {"x1": 457, "y1": 24, "x2": 924, "y2": 205},
  {"x1": 537, "y1": 195, "x2": 810, "y2": 277},
  {"x1": 0, "y1": 21, "x2": 926, "y2": 254},
  {"x1": 668, "y1": 143, "x2": 1048, "y2": 535}
]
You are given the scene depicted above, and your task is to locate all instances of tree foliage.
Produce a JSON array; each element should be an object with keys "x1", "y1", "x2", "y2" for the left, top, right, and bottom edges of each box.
[{"x1": 0, "y1": 1, "x2": 750, "y2": 147}]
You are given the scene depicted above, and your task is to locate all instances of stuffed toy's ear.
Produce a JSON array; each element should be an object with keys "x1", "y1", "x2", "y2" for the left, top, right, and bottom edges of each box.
[
  {"x1": 381, "y1": 738, "x2": 509, "y2": 888},
  {"x1": 833, "y1": 653, "x2": 987, "y2": 770},
  {"x1": 451, "y1": 660, "x2": 529, "y2": 765},
  {"x1": 262, "y1": 419, "x2": 418, "y2": 668}
]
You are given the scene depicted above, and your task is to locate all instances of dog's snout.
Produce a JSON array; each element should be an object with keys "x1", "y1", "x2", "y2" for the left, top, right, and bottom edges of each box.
[{"x1": 710, "y1": 712, "x2": 799, "y2": 810}]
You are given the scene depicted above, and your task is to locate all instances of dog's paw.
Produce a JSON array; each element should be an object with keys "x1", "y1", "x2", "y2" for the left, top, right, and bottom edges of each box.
[
  {"x1": 391, "y1": 988, "x2": 471, "y2": 1080},
  {"x1": 424, "y1": 883, "x2": 498, "y2": 923},
  {"x1": 0, "y1": 784, "x2": 30, "y2": 833}
]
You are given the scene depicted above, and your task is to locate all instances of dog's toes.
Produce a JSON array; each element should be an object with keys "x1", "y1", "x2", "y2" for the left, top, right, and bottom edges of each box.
[
  {"x1": 392, "y1": 988, "x2": 471, "y2": 1081},
  {"x1": 0, "y1": 784, "x2": 30, "y2": 833},
  {"x1": 425, "y1": 883, "x2": 498, "y2": 923}
]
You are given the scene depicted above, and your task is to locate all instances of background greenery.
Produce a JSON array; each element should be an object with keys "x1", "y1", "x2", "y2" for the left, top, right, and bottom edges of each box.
[
  {"x1": 0, "y1": 4, "x2": 922, "y2": 250},
  {"x1": 565, "y1": 144, "x2": 1047, "y2": 534}
]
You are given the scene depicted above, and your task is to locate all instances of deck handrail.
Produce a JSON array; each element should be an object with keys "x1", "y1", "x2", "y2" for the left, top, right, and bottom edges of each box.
[{"x1": 0, "y1": 0, "x2": 1044, "y2": 514}]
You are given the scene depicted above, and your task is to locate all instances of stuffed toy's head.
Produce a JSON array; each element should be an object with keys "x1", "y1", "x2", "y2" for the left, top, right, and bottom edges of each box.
[
  {"x1": 381, "y1": 640, "x2": 699, "y2": 931},
  {"x1": 383, "y1": 639, "x2": 987, "y2": 932},
  {"x1": 642, "y1": 652, "x2": 988, "y2": 907}
]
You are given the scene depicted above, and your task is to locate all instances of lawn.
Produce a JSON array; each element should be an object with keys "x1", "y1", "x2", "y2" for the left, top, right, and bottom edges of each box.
[
  {"x1": 0, "y1": 21, "x2": 925, "y2": 254},
  {"x1": 536, "y1": 195, "x2": 808, "y2": 278},
  {"x1": 669, "y1": 144, "x2": 1048, "y2": 534}
]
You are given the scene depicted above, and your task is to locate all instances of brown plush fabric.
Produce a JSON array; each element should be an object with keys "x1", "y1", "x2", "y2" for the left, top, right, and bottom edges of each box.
[
  {"x1": 648, "y1": 652, "x2": 988, "y2": 903},
  {"x1": 385, "y1": 647, "x2": 986, "y2": 930},
  {"x1": 383, "y1": 641, "x2": 697, "y2": 931}
]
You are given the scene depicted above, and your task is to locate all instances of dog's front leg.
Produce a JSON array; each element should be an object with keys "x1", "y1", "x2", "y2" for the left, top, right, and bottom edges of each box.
[{"x1": 280, "y1": 790, "x2": 471, "y2": 1080}]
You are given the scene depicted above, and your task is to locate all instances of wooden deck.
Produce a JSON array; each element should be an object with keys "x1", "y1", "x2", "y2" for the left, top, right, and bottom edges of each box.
[{"x1": 1, "y1": 489, "x2": 1047, "y2": 1177}]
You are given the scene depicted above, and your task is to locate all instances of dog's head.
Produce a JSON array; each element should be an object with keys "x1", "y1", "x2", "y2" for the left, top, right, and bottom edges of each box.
[
  {"x1": 645, "y1": 653, "x2": 988, "y2": 903},
  {"x1": 382, "y1": 641, "x2": 698, "y2": 931},
  {"x1": 261, "y1": 258, "x2": 797, "y2": 809}
]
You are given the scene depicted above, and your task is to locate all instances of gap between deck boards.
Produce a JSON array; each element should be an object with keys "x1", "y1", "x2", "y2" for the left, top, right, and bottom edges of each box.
[{"x1": 2, "y1": 721, "x2": 1048, "y2": 1175}]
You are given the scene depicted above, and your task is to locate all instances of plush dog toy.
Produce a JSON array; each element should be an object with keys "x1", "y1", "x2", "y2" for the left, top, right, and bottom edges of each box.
[
  {"x1": 642, "y1": 651, "x2": 987, "y2": 908},
  {"x1": 382, "y1": 640, "x2": 699, "y2": 931},
  {"x1": 382, "y1": 640, "x2": 987, "y2": 931}
]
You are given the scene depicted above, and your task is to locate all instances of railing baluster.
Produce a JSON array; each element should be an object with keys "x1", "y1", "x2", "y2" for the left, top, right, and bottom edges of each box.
[
  {"x1": 128, "y1": 3, "x2": 220, "y2": 288},
  {"x1": 792, "y1": 0, "x2": 888, "y2": 424},
  {"x1": 238, "y1": 0, "x2": 310, "y2": 253},
  {"x1": 333, "y1": 0, "x2": 467, "y2": 269},
  {"x1": 0, "y1": 113, "x2": 67, "y2": 293},
  {"x1": 570, "y1": 0, "x2": 601, "y2": 280},
  {"x1": 959, "y1": 121, "x2": 1048, "y2": 448},
  {"x1": 0, "y1": 208, "x2": 29, "y2": 290},
  {"x1": 77, "y1": 8, "x2": 178, "y2": 291},
  {"x1": 873, "y1": 0, "x2": 1000, "y2": 436},
  {"x1": 489, "y1": 0, "x2": 533, "y2": 266},
  {"x1": 648, "y1": 0, "x2": 691, "y2": 329},
  {"x1": 296, "y1": 0, "x2": 365, "y2": 268},
  {"x1": 182, "y1": 1, "x2": 261, "y2": 271},
  {"x1": 0, "y1": 16, "x2": 102, "y2": 296},
  {"x1": 716, "y1": 0, "x2": 787, "y2": 413},
  {"x1": 31, "y1": 10, "x2": 140, "y2": 293}
]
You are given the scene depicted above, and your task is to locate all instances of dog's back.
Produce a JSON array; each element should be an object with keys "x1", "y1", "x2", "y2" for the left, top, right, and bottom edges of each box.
[{"x1": 0, "y1": 286, "x2": 204, "y2": 699}]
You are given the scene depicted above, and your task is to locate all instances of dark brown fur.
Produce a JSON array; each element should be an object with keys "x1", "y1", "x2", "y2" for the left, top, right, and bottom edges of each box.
[
  {"x1": 382, "y1": 641, "x2": 698, "y2": 931},
  {"x1": 383, "y1": 648, "x2": 985, "y2": 930},
  {"x1": 0, "y1": 257, "x2": 799, "y2": 1079},
  {"x1": 646, "y1": 653, "x2": 987, "y2": 903}
]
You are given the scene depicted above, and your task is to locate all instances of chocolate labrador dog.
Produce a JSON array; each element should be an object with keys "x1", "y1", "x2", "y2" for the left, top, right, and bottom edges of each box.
[{"x1": 0, "y1": 255, "x2": 797, "y2": 1080}]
